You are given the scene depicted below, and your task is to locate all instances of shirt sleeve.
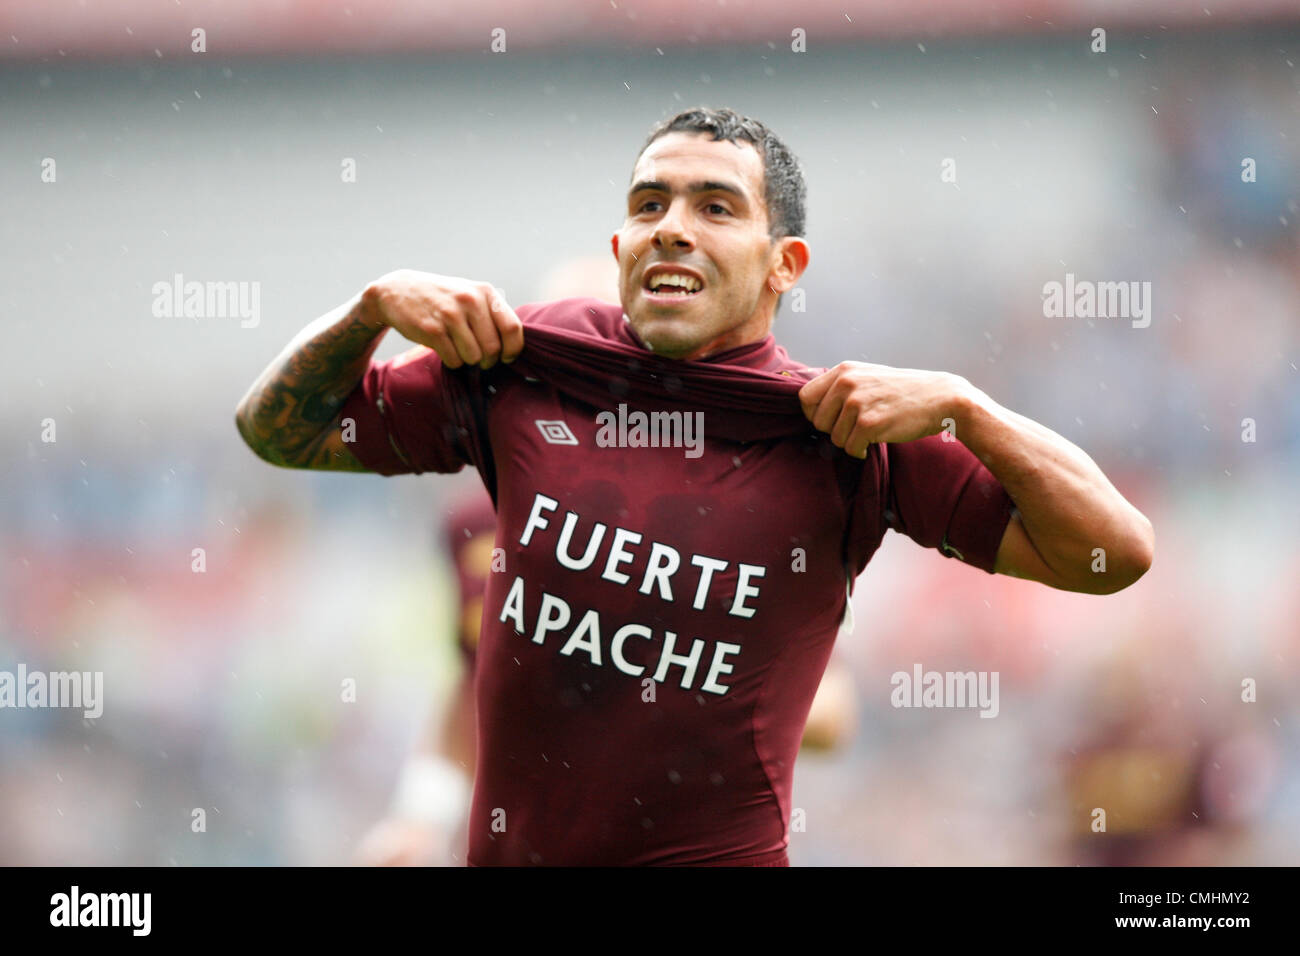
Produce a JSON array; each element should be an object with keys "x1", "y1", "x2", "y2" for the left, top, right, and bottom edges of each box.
[
  {"x1": 883, "y1": 434, "x2": 1016, "y2": 574},
  {"x1": 337, "y1": 344, "x2": 477, "y2": 476}
]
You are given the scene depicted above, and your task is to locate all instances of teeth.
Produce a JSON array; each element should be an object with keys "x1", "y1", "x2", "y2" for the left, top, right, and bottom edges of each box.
[{"x1": 648, "y1": 272, "x2": 701, "y2": 292}]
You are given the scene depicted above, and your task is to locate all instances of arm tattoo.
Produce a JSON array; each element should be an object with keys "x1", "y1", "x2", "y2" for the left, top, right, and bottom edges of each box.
[{"x1": 236, "y1": 295, "x2": 386, "y2": 471}]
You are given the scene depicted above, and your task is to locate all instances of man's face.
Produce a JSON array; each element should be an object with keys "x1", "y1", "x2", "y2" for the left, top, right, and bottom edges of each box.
[{"x1": 612, "y1": 132, "x2": 803, "y2": 361}]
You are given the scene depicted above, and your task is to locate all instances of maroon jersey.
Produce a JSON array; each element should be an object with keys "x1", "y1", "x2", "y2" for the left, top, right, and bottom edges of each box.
[{"x1": 340, "y1": 298, "x2": 1014, "y2": 865}]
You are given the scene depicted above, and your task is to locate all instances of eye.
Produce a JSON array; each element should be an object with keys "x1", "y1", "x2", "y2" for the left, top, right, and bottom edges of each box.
[
  {"x1": 637, "y1": 200, "x2": 661, "y2": 213},
  {"x1": 706, "y1": 203, "x2": 730, "y2": 215}
]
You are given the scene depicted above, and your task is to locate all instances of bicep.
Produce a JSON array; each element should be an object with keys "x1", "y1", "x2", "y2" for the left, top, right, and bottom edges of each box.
[
  {"x1": 993, "y1": 510, "x2": 1067, "y2": 588},
  {"x1": 885, "y1": 435, "x2": 1015, "y2": 575},
  {"x1": 292, "y1": 414, "x2": 372, "y2": 472},
  {"x1": 315, "y1": 352, "x2": 473, "y2": 476}
]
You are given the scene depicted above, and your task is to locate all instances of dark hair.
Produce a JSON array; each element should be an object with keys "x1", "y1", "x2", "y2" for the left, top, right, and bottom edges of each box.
[{"x1": 636, "y1": 107, "x2": 807, "y2": 243}]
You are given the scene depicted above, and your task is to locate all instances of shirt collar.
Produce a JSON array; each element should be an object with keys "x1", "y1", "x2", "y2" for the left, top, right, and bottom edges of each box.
[{"x1": 619, "y1": 313, "x2": 780, "y2": 371}]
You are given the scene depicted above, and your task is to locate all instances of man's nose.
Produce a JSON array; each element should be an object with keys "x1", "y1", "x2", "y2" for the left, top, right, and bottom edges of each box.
[{"x1": 653, "y1": 202, "x2": 693, "y2": 249}]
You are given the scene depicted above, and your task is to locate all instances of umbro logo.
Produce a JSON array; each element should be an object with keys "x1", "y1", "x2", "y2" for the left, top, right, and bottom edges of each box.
[{"x1": 535, "y1": 420, "x2": 579, "y2": 445}]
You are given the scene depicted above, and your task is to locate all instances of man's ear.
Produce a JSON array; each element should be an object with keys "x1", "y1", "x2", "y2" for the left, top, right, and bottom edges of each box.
[{"x1": 769, "y1": 236, "x2": 811, "y2": 294}]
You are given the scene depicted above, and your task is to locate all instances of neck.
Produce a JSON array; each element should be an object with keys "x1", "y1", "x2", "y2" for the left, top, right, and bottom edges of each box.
[{"x1": 671, "y1": 312, "x2": 774, "y2": 362}]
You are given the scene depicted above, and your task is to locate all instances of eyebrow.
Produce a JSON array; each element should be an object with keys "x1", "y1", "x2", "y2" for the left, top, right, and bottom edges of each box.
[{"x1": 627, "y1": 179, "x2": 747, "y2": 203}]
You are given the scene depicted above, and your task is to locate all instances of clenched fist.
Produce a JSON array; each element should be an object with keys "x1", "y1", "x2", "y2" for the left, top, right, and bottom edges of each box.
[
  {"x1": 363, "y1": 269, "x2": 525, "y2": 370},
  {"x1": 798, "y1": 361, "x2": 974, "y2": 458}
]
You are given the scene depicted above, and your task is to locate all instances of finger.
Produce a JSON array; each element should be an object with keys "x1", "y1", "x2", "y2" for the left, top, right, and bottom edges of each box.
[
  {"x1": 798, "y1": 369, "x2": 838, "y2": 417},
  {"x1": 844, "y1": 426, "x2": 872, "y2": 460},
  {"x1": 489, "y1": 287, "x2": 525, "y2": 363},
  {"x1": 442, "y1": 299, "x2": 484, "y2": 367},
  {"x1": 465, "y1": 286, "x2": 504, "y2": 369},
  {"x1": 809, "y1": 387, "x2": 848, "y2": 434},
  {"x1": 830, "y1": 400, "x2": 861, "y2": 449},
  {"x1": 426, "y1": 327, "x2": 463, "y2": 369}
]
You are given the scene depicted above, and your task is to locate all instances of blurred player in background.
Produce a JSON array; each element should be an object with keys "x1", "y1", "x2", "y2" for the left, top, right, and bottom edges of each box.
[
  {"x1": 354, "y1": 489, "x2": 494, "y2": 866},
  {"x1": 1059, "y1": 640, "x2": 1278, "y2": 866},
  {"x1": 355, "y1": 257, "x2": 857, "y2": 866}
]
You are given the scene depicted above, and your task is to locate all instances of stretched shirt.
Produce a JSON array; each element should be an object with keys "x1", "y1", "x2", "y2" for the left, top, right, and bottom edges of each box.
[{"x1": 339, "y1": 297, "x2": 1015, "y2": 866}]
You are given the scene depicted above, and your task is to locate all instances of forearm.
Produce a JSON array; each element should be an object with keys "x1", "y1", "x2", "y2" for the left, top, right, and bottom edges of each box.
[
  {"x1": 951, "y1": 382, "x2": 1154, "y2": 589},
  {"x1": 235, "y1": 288, "x2": 387, "y2": 467}
]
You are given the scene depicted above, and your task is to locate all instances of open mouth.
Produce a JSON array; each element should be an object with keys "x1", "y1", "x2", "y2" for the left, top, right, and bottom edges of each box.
[{"x1": 642, "y1": 269, "x2": 705, "y2": 303}]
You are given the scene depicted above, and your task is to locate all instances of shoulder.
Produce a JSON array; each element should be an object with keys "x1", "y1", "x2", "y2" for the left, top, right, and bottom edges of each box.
[
  {"x1": 763, "y1": 341, "x2": 826, "y2": 385},
  {"x1": 515, "y1": 297, "x2": 629, "y2": 341}
]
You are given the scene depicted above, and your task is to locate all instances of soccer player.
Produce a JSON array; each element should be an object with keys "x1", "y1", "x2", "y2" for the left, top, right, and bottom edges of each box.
[{"x1": 236, "y1": 107, "x2": 1153, "y2": 866}]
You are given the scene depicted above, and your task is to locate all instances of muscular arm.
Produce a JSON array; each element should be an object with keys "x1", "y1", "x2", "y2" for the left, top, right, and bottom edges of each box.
[
  {"x1": 952, "y1": 386, "x2": 1154, "y2": 594},
  {"x1": 799, "y1": 362, "x2": 1154, "y2": 595},
  {"x1": 237, "y1": 271, "x2": 523, "y2": 471},
  {"x1": 234, "y1": 290, "x2": 387, "y2": 471}
]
